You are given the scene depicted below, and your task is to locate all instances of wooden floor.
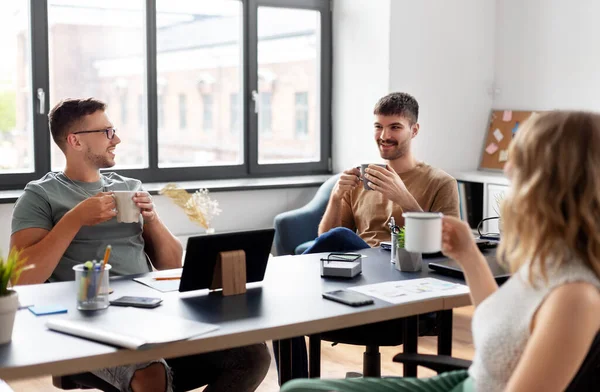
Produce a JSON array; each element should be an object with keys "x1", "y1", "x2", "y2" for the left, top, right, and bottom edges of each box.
[{"x1": 8, "y1": 306, "x2": 474, "y2": 392}]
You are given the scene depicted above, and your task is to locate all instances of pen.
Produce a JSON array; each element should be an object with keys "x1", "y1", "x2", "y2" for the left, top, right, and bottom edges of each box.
[
  {"x1": 389, "y1": 217, "x2": 399, "y2": 234},
  {"x1": 154, "y1": 276, "x2": 181, "y2": 281},
  {"x1": 96, "y1": 245, "x2": 111, "y2": 296}
]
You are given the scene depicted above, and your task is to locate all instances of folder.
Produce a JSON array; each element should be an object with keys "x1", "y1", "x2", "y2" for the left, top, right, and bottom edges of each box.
[{"x1": 46, "y1": 307, "x2": 218, "y2": 350}]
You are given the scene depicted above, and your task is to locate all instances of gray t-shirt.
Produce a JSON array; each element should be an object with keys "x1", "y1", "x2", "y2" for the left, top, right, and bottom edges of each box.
[{"x1": 11, "y1": 172, "x2": 151, "y2": 282}]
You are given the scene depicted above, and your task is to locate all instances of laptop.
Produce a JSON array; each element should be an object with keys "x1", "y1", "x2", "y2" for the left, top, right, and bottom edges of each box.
[
  {"x1": 428, "y1": 253, "x2": 510, "y2": 284},
  {"x1": 179, "y1": 228, "x2": 275, "y2": 293}
]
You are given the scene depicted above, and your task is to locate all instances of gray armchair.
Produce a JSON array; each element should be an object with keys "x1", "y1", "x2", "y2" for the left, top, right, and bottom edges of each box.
[{"x1": 273, "y1": 174, "x2": 340, "y2": 255}]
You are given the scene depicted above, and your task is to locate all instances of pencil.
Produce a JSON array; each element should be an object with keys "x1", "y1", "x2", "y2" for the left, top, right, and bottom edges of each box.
[
  {"x1": 96, "y1": 245, "x2": 111, "y2": 296},
  {"x1": 102, "y1": 245, "x2": 112, "y2": 269},
  {"x1": 154, "y1": 276, "x2": 181, "y2": 281}
]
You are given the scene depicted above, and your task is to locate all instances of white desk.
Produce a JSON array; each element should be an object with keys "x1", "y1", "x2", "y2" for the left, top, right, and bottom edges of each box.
[{"x1": 0, "y1": 248, "x2": 471, "y2": 383}]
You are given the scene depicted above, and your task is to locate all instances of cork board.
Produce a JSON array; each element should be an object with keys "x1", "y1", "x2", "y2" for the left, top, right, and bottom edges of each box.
[{"x1": 479, "y1": 110, "x2": 539, "y2": 171}]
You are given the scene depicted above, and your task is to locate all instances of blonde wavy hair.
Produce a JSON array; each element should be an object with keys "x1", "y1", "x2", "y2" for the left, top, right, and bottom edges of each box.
[{"x1": 498, "y1": 111, "x2": 600, "y2": 283}]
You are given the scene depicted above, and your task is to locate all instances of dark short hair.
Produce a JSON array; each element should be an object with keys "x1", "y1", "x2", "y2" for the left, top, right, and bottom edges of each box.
[
  {"x1": 48, "y1": 98, "x2": 106, "y2": 149},
  {"x1": 373, "y1": 92, "x2": 419, "y2": 125}
]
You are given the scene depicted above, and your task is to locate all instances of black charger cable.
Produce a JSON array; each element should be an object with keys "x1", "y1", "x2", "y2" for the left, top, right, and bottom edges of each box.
[{"x1": 477, "y1": 216, "x2": 501, "y2": 240}]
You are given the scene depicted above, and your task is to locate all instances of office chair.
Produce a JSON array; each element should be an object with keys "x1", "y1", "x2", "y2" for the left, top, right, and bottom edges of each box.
[
  {"x1": 283, "y1": 331, "x2": 600, "y2": 391},
  {"x1": 273, "y1": 174, "x2": 340, "y2": 256},
  {"x1": 52, "y1": 373, "x2": 119, "y2": 391},
  {"x1": 391, "y1": 331, "x2": 600, "y2": 391}
]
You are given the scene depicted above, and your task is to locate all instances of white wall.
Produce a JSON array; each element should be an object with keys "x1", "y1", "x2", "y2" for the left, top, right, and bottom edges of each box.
[
  {"x1": 332, "y1": 0, "x2": 495, "y2": 173},
  {"x1": 0, "y1": 188, "x2": 318, "y2": 256},
  {"x1": 494, "y1": 0, "x2": 600, "y2": 110},
  {"x1": 389, "y1": 0, "x2": 495, "y2": 172},
  {"x1": 331, "y1": 0, "x2": 391, "y2": 172}
]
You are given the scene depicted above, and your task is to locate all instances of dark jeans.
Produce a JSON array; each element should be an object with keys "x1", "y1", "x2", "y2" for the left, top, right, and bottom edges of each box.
[
  {"x1": 167, "y1": 343, "x2": 271, "y2": 392},
  {"x1": 93, "y1": 343, "x2": 271, "y2": 392},
  {"x1": 273, "y1": 228, "x2": 370, "y2": 381}
]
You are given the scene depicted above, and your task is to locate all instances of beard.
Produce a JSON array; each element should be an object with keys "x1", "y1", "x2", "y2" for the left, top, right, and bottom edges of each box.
[
  {"x1": 86, "y1": 147, "x2": 115, "y2": 169},
  {"x1": 378, "y1": 136, "x2": 410, "y2": 160}
]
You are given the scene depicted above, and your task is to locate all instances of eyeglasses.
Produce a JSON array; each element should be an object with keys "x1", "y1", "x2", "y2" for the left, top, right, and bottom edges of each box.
[{"x1": 72, "y1": 127, "x2": 117, "y2": 140}]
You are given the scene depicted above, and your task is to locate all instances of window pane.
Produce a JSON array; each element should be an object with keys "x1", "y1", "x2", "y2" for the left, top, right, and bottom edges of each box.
[
  {"x1": 202, "y1": 94, "x2": 213, "y2": 132},
  {"x1": 230, "y1": 93, "x2": 240, "y2": 134},
  {"x1": 157, "y1": 0, "x2": 243, "y2": 168},
  {"x1": 178, "y1": 93, "x2": 187, "y2": 129},
  {"x1": 257, "y1": 7, "x2": 320, "y2": 165},
  {"x1": 295, "y1": 92, "x2": 308, "y2": 137},
  {"x1": 0, "y1": 1, "x2": 33, "y2": 173},
  {"x1": 48, "y1": 0, "x2": 148, "y2": 171},
  {"x1": 259, "y1": 92, "x2": 272, "y2": 136}
]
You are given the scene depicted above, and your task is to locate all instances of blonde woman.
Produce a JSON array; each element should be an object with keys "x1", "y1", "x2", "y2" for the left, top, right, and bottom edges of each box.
[{"x1": 281, "y1": 111, "x2": 600, "y2": 392}]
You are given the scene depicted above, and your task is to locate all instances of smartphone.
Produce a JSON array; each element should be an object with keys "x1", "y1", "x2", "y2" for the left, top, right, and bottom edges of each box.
[
  {"x1": 325, "y1": 253, "x2": 362, "y2": 262},
  {"x1": 110, "y1": 296, "x2": 163, "y2": 308},
  {"x1": 322, "y1": 289, "x2": 374, "y2": 307}
]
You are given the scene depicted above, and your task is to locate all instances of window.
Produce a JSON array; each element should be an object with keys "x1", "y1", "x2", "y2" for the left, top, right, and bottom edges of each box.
[
  {"x1": 2, "y1": 0, "x2": 331, "y2": 189},
  {"x1": 158, "y1": 95, "x2": 165, "y2": 129},
  {"x1": 157, "y1": 0, "x2": 242, "y2": 168},
  {"x1": 138, "y1": 94, "x2": 144, "y2": 127},
  {"x1": 230, "y1": 93, "x2": 240, "y2": 134},
  {"x1": 0, "y1": 1, "x2": 34, "y2": 174},
  {"x1": 178, "y1": 94, "x2": 187, "y2": 129},
  {"x1": 120, "y1": 93, "x2": 128, "y2": 125},
  {"x1": 259, "y1": 92, "x2": 272, "y2": 136},
  {"x1": 256, "y1": 7, "x2": 322, "y2": 166},
  {"x1": 48, "y1": 0, "x2": 147, "y2": 171},
  {"x1": 202, "y1": 94, "x2": 213, "y2": 133},
  {"x1": 295, "y1": 92, "x2": 309, "y2": 138}
]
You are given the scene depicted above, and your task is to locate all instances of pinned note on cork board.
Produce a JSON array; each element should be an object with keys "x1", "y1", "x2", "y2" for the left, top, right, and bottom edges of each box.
[{"x1": 479, "y1": 110, "x2": 541, "y2": 171}]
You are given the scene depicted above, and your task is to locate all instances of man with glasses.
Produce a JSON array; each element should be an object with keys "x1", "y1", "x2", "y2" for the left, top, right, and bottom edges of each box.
[{"x1": 10, "y1": 98, "x2": 270, "y2": 392}]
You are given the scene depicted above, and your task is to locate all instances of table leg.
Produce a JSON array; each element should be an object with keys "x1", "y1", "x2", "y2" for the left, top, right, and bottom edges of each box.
[
  {"x1": 278, "y1": 338, "x2": 293, "y2": 385},
  {"x1": 309, "y1": 334, "x2": 321, "y2": 378},
  {"x1": 403, "y1": 315, "x2": 418, "y2": 377},
  {"x1": 437, "y1": 310, "x2": 453, "y2": 356}
]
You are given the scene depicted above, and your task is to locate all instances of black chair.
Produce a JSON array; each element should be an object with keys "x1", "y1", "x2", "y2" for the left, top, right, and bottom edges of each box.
[
  {"x1": 316, "y1": 316, "x2": 438, "y2": 377},
  {"x1": 52, "y1": 373, "x2": 119, "y2": 392},
  {"x1": 392, "y1": 331, "x2": 600, "y2": 391}
]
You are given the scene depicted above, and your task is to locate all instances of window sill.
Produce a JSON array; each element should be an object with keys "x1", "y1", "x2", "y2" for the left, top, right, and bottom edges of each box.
[{"x1": 0, "y1": 174, "x2": 333, "y2": 204}]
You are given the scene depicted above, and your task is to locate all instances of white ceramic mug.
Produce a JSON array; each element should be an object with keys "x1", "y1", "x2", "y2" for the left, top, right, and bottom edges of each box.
[
  {"x1": 402, "y1": 212, "x2": 443, "y2": 253},
  {"x1": 113, "y1": 191, "x2": 141, "y2": 223}
]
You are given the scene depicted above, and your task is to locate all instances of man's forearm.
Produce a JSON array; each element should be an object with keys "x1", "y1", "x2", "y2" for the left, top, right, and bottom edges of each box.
[
  {"x1": 143, "y1": 217, "x2": 183, "y2": 270},
  {"x1": 318, "y1": 196, "x2": 343, "y2": 235},
  {"x1": 16, "y1": 212, "x2": 82, "y2": 284},
  {"x1": 395, "y1": 191, "x2": 423, "y2": 213}
]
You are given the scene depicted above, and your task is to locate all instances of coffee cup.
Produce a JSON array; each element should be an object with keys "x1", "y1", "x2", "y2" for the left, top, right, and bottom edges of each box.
[
  {"x1": 402, "y1": 212, "x2": 443, "y2": 253},
  {"x1": 113, "y1": 191, "x2": 141, "y2": 223},
  {"x1": 360, "y1": 163, "x2": 387, "y2": 190}
]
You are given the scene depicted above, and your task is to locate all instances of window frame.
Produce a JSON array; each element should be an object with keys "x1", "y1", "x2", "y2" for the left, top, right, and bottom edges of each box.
[
  {"x1": 248, "y1": 0, "x2": 332, "y2": 176},
  {"x1": 0, "y1": 0, "x2": 332, "y2": 191}
]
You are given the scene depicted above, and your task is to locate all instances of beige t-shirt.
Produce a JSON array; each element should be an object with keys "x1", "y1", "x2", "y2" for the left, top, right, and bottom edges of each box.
[{"x1": 340, "y1": 162, "x2": 460, "y2": 247}]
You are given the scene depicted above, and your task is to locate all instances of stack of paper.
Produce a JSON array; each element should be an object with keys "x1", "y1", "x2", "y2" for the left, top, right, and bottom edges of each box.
[{"x1": 348, "y1": 278, "x2": 469, "y2": 305}]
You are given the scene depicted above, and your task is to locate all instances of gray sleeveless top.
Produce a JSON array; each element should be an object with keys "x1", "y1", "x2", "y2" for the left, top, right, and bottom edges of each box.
[{"x1": 469, "y1": 258, "x2": 600, "y2": 391}]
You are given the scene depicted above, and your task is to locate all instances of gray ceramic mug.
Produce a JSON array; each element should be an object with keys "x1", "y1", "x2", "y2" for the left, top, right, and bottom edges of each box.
[{"x1": 360, "y1": 163, "x2": 387, "y2": 190}]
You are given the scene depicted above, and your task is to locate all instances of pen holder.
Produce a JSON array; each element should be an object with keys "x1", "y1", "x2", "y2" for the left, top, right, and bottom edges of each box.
[
  {"x1": 394, "y1": 248, "x2": 422, "y2": 272},
  {"x1": 73, "y1": 264, "x2": 111, "y2": 310}
]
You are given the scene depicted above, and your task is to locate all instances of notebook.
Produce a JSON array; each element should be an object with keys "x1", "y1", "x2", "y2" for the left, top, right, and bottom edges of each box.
[
  {"x1": 46, "y1": 307, "x2": 219, "y2": 350},
  {"x1": 428, "y1": 254, "x2": 510, "y2": 284}
]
